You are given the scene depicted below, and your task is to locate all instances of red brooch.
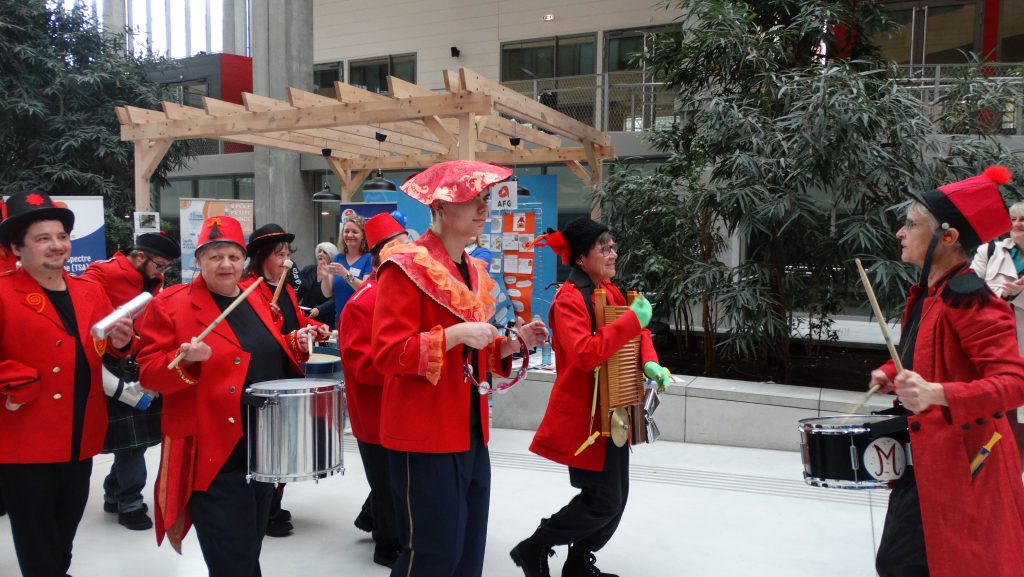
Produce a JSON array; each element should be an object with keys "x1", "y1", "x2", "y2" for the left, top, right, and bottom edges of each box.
[{"x1": 26, "y1": 193, "x2": 46, "y2": 206}]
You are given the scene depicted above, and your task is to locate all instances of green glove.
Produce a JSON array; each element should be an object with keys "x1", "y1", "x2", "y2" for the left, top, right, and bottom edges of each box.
[
  {"x1": 644, "y1": 361, "x2": 672, "y2": 391},
  {"x1": 630, "y1": 295, "x2": 652, "y2": 328}
]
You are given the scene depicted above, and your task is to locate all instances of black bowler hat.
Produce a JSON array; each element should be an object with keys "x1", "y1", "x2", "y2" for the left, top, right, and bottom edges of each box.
[
  {"x1": 246, "y1": 223, "x2": 295, "y2": 255},
  {"x1": 133, "y1": 232, "x2": 181, "y2": 260},
  {"x1": 0, "y1": 191, "x2": 75, "y2": 248}
]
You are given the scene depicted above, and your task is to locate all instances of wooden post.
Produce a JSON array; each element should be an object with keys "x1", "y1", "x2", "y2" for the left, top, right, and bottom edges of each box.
[
  {"x1": 133, "y1": 139, "x2": 172, "y2": 211},
  {"x1": 458, "y1": 113, "x2": 476, "y2": 161}
]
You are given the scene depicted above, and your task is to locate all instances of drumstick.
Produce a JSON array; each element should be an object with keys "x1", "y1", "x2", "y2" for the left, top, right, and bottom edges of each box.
[
  {"x1": 167, "y1": 277, "x2": 264, "y2": 370},
  {"x1": 270, "y1": 259, "x2": 294, "y2": 306},
  {"x1": 855, "y1": 259, "x2": 904, "y2": 373},
  {"x1": 307, "y1": 330, "x2": 314, "y2": 356}
]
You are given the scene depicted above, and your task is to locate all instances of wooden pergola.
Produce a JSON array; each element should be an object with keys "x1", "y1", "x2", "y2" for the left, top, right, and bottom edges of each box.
[{"x1": 118, "y1": 67, "x2": 615, "y2": 211}]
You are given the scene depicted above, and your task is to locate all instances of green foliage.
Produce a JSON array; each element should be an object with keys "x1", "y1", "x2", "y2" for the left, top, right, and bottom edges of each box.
[
  {"x1": 600, "y1": 0, "x2": 1024, "y2": 381},
  {"x1": 0, "y1": 0, "x2": 194, "y2": 254}
]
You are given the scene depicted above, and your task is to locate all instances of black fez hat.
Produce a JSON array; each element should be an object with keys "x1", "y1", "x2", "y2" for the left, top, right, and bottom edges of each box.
[
  {"x1": 0, "y1": 191, "x2": 75, "y2": 248},
  {"x1": 133, "y1": 232, "x2": 181, "y2": 260},
  {"x1": 246, "y1": 223, "x2": 295, "y2": 255},
  {"x1": 562, "y1": 217, "x2": 609, "y2": 264}
]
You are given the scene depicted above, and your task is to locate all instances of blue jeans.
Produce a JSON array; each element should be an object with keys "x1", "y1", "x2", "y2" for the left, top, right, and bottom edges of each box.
[{"x1": 102, "y1": 446, "x2": 148, "y2": 513}]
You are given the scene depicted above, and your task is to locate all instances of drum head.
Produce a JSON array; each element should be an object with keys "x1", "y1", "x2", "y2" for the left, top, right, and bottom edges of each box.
[{"x1": 249, "y1": 378, "x2": 340, "y2": 394}]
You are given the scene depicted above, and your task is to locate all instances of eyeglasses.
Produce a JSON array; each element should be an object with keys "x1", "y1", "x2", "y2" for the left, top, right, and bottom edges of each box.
[
  {"x1": 146, "y1": 257, "x2": 172, "y2": 272},
  {"x1": 598, "y1": 244, "x2": 617, "y2": 256},
  {"x1": 901, "y1": 218, "x2": 921, "y2": 231}
]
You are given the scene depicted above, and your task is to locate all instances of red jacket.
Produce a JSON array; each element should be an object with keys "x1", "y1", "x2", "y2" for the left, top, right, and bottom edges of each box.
[
  {"x1": 0, "y1": 246, "x2": 17, "y2": 274},
  {"x1": 79, "y1": 251, "x2": 164, "y2": 308},
  {"x1": 877, "y1": 266, "x2": 1024, "y2": 577},
  {"x1": 372, "y1": 231, "x2": 510, "y2": 453},
  {"x1": 136, "y1": 274, "x2": 307, "y2": 549},
  {"x1": 339, "y1": 274, "x2": 383, "y2": 444},
  {"x1": 530, "y1": 278, "x2": 657, "y2": 471},
  {"x1": 0, "y1": 269, "x2": 118, "y2": 463}
]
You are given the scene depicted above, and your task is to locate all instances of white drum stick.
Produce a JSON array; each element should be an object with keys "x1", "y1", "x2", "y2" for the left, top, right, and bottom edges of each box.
[
  {"x1": 270, "y1": 259, "x2": 294, "y2": 306},
  {"x1": 167, "y1": 277, "x2": 264, "y2": 370}
]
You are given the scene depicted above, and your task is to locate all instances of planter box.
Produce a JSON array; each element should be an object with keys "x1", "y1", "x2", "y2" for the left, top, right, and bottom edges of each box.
[{"x1": 491, "y1": 352, "x2": 891, "y2": 452}]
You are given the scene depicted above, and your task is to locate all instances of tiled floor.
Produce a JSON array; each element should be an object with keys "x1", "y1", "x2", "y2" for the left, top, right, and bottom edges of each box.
[{"x1": 0, "y1": 428, "x2": 886, "y2": 577}]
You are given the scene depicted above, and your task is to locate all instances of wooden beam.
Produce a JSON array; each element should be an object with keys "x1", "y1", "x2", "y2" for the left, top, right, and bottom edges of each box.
[
  {"x1": 442, "y1": 69, "x2": 561, "y2": 148},
  {"x1": 120, "y1": 92, "x2": 494, "y2": 141},
  {"x1": 458, "y1": 113, "x2": 476, "y2": 160},
  {"x1": 343, "y1": 169, "x2": 372, "y2": 202},
  {"x1": 584, "y1": 140, "x2": 600, "y2": 181},
  {"x1": 459, "y1": 67, "x2": 611, "y2": 147},
  {"x1": 422, "y1": 116, "x2": 458, "y2": 153},
  {"x1": 124, "y1": 105, "x2": 169, "y2": 124},
  {"x1": 443, "y1": 69, "x2": 463, "y2": 93},
  {"x1": 340, "y1": 145, "x2": 614, "y2": 171},
  {"x1": 326, "y1": 157, "x2": 349, "y2": 188},
  {"x1": 565, "y1": 160, "x2": 593, "y2": 187},
  {"x1": 133, "y1": 139, "x2": 172, "y2": 211},
  {"x1": 389, "y1": 76, "x2": 509, "y2": 151}
]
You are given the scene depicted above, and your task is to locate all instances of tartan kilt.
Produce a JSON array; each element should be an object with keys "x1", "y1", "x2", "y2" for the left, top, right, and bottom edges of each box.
[{"x1": 102, "y1": 395, "x2": 163, "y2": 453}]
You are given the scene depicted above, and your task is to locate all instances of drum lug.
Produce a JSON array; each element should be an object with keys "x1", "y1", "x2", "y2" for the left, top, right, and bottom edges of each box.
[{"x1": 849, "y1": 444, "x2": 860, "y2": 472}]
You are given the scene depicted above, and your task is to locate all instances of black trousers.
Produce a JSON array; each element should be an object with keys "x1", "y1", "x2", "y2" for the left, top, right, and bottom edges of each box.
[
  {"x1": 388, "y1": 436, "x2": 490, "y2": 577},
  {"x1": 539, "y1": 439, "x2": 629, "y2": 551},
  {"x1": 357, "y1": 439, "x2": 399, "y2": 545},
  {"x1": 0, "y1": 458, "x2": 93, "y2": 577},
  {"x1": 187, "y1": 469, "x2": 274, "y2": 577},
  {"x1": 876, "y1": 479, "x2": 929, "y2": 577}
]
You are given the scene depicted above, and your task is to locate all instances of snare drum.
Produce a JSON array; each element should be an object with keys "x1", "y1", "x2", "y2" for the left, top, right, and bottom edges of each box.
[
  {"x1": 246, "y1": 378, "x2": 345, "y2": 483},
  {"x1": 798, "y1": 414, "x2": 910, "y2": 490}
]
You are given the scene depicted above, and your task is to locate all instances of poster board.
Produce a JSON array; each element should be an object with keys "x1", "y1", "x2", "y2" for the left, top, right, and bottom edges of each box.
[{"x1": 178, "y1": 198, "x2": 254, "y2": 283}]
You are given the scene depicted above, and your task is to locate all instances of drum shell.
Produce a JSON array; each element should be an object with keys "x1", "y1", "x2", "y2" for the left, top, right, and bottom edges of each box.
[
  {"x1": 799, "y1": 415, "x2": 910, "y2": 490},
  {"x1": 246, "y1": 378, "x2": 345, "y2": 483}
]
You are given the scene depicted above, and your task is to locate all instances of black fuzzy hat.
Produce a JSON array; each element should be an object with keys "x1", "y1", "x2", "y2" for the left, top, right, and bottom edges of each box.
[
  {"x1": 561, "y1": 217, "x2": 609, "y2": 265},
  {"x1": 133, "y1": 232, "x2": 181, "y2": 260}
]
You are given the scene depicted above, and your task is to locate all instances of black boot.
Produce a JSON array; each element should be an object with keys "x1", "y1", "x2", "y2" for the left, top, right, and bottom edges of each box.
[
  {"x1": 562, "y1": 545, "x2": 618, "y2": 577},
  {"x1": 510, "y1": 531, "x2": 554, "y2": 577}
]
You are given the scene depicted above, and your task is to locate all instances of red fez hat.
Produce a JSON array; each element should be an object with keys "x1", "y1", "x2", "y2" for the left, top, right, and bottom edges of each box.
[
  {"x1": 195, "y1": 216, "x2": 246, "y2": 255},
  {"x1": 400, "y1": 160, "x2": 513, "y2": 204},
  {"x1": 905, "y1": 166, "x2": 1013, "y2": 252},
  {"x1": 364, "y1": 213, "x2": 406, "y2": 252}
]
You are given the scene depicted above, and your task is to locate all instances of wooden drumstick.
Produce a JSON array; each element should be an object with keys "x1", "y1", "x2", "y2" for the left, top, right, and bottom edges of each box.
[
  {"x1": 306, "y1": 330, "x2": 314, "y2": 356},
  {"x1": 270, "y1": 259, "x2": 294, "y2": 306},
  {"x1": 855, "y1": 259, "x2": 904, "y2": 373},
  {"x1": 167, "y1": 277, "x2": 264, "y2": 370}
]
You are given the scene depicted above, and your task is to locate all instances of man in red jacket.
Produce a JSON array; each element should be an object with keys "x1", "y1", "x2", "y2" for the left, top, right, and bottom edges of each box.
[
  {"x1": 870, "y1": 166, "x2": 1024, "y2": 577},
  {"x1": 80, "y1": 232, "x2": 180, "y2": 531},
  {"x1": 0, "y1": 191, "x2": 133, "y2": 577},
  {"x1": 339, "y1": 212, "x2": 409, "y2": 568}
]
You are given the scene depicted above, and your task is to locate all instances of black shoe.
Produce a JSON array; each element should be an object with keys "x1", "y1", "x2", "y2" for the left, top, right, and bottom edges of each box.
[
  {"x1": 273, "y1": 507, "x2": 292, "y2": 523},
  {"x1": 562, "y1": 545, "x2": 617, "y2": 577},
  {"x1": 118, "y1": 508, "x2": 153, "y2": 531},
  {"x1": 353, "y1": 509, "x2": 374, "y2": 533},
  {"x1": 373, "y1": 541, "x2": 401, "y2": 568},
  {"x1": 510, "y1": 533, "x2": 554, "y2": 577},
  {"x1": 266, "y1": 517, "x2": 294, "y2": 537},
  {"x1": 103, "y1": 501, "x2": 117, "y2": 513}
]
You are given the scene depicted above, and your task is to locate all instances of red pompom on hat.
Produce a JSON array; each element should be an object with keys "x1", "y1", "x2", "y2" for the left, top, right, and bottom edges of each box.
[
  {"x1": 195, "y1": 215, "x2": 246, "y2": 255},
  {"x1": 364, "y1": 213, "x2": 406, "y2": 252},
  {"x1": 904, "y1": 165, "x2": 1013, "y2": 252},
  {"x1": 532, "y1": 230, "x2": 573, "y2": 265}
]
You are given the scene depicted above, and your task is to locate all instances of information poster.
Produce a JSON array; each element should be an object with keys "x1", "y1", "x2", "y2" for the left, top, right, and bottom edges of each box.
[
  {"x1": 500, "y1": 211, "x2": 536, "y2": 323},
  {"x1": 55, "y1": 196, "x2": 106, "y2": 276},
  {"x1": 178, "y1": 198, "x2": 254, "y2": 283}
]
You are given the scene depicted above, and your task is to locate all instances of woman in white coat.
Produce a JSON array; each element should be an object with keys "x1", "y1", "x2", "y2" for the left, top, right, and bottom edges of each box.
[{"x1": 971, "y1": 199, "x2": 1024, "y2": 457}]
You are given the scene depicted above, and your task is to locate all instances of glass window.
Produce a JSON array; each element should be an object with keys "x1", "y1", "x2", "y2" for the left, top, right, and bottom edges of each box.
[
  {"x1": 314, "y1": 62, "x2": 342, "y2": 96},
  {"x1": 197, "y1": 178, "x2": 233, "y2": 199},
  {"x1": 502, "y1": 38, "x2": 555, "y2": 81},
  {"x1": 876, "y1": 8, "x2": 915, "y2": 65},
  {"x1": 607, "y1": 34, "x2": 645, "y2": 72},
  {"x1": 350, "y1": 54, "x2": 416, "y2": 95},
  {"x1": 923, "y1": 4, "x2": 977, "y2": 64},
  {"x1": 556, "y1": 35, "x2": 595, "y2": 77},
  {"x1": 158, "y1": 179, "x2": 194, "y2": 226},
  {"x1": 237, "y1": 177, "x2": 255, "y2": 201}
]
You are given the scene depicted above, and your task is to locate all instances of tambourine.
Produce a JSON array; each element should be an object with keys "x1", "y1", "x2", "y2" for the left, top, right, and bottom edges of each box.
[{"x1": 462, "y1": 327, "x2": 531, "y2": 394}]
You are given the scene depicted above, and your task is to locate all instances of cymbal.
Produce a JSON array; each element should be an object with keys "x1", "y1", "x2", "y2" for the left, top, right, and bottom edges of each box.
[{"x1": 610, "y1": 407, "x2": 629, "y2": 447}]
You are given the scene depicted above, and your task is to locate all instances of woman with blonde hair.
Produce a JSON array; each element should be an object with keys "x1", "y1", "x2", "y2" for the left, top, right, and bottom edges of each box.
[{"x1": 324, "y1": 214, "x2": 372, "y2": 325}]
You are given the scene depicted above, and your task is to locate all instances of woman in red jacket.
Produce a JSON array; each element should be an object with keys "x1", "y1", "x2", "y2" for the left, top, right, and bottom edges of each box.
[
  {"x1": 511, "y1": 217, "x2": 671, "y2": 577},
  {"x1": 372, "y1": 160, "x2": 547, "y2": 577},
  {"x1": 137, "y1": 216, "x2": 317, "y2": 577},
  {"x1": 869, "y1": 167, "x2": 1024, "y2": 577}
]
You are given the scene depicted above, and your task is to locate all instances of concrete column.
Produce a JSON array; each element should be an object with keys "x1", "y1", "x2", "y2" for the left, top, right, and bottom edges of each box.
[
  {"x1": 251, "y1": 0, "x2": 315, "y2": 256},
  {"x1": 222, "y1": 0, "x2": 248, "y2": 56},
  {"x1": 101, "y1": 0, "x2": 127, "y2": 51}
]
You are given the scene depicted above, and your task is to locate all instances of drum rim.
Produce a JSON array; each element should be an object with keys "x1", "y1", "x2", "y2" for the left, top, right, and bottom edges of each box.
[
  {"x1": 248, "y1": 378, "x2": 342, "y2": 393},
  {"x1": 798, "y1": 414, "x2": 893, "y2": 434},
  {"x1": 802, "y1": 473, "x2": 891, "y2": 490},
  {"x1": 249, "y1": 464, "x2": 345, "y2": 483}
]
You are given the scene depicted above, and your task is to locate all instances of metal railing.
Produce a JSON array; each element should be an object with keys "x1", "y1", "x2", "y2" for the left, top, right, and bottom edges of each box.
[{"x1": 500, "y1": 65, "x2": 1024, "y2": 136}]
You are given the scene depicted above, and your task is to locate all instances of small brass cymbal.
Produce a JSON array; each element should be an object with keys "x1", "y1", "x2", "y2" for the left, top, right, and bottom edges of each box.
[{"x1": 610, "y1": 407, "x2": 629, "y2": 447}]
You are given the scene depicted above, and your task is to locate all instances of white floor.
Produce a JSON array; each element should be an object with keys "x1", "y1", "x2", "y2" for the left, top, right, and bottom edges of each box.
[{"x1": 0, "y1": 428, "x2": 887, "y2": 577}]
